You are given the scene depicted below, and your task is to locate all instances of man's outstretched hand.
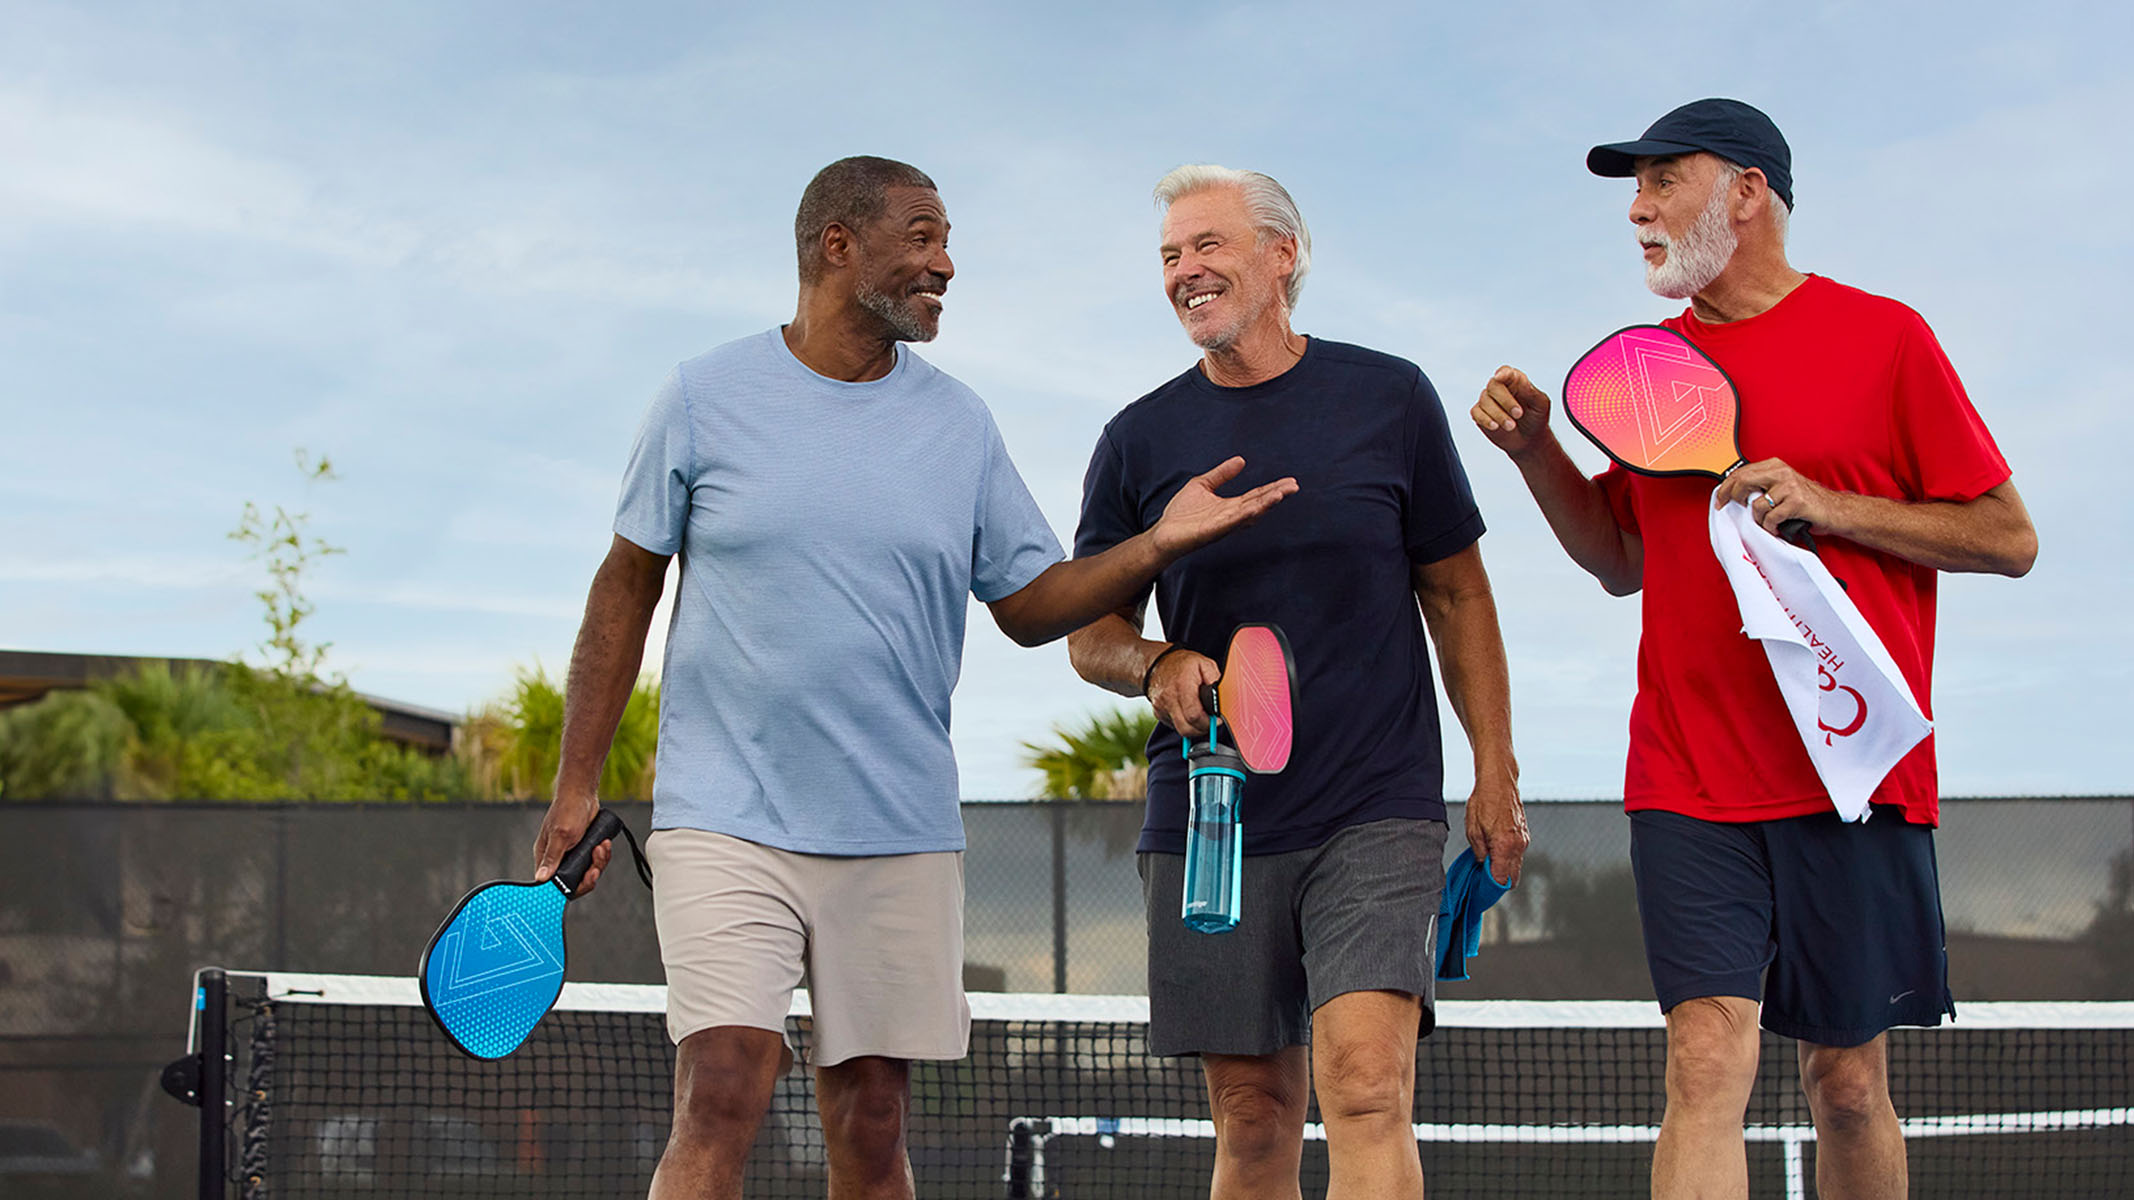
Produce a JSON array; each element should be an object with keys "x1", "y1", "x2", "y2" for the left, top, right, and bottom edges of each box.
[{"x1": 1149, "y1": 457, "x2": 1299, "y2": 557}]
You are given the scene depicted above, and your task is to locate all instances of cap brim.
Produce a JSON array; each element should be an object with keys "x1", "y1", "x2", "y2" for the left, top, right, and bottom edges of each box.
[{"x1": 1586, "y1": 138, "x2": 1706, "y2": 177}]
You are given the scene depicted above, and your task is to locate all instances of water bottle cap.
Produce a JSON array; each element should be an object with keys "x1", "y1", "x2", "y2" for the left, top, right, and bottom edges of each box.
[{"x1": 1186, "y1": 741, "x2": 1246, "y2": 772}]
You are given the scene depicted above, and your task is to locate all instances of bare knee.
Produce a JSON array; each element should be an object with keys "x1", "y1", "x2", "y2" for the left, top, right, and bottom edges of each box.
[
  {"x1": 1800, "y1": 1040, "x2": 1891, "y2": 1135},
  {"x1": 818, "y1": 1057, "x2": 911, "y2": 1167},
  {"x1": 1664, "y1": 997, "x2": 1761, "y2": 1109},
  {"x1": 1210, "y1": 1079, "x2": 1302, "y2": 1161},
  {"x1": 670, "y1": 1028, "x2": 786, "y2": 1147},
  {"x1": 1313, "y1": 1037, "x2": 1411, "y2": 1126},
  {"x1": 1206, "y1": 1055, "x2": 1309, "y2": 1165}
]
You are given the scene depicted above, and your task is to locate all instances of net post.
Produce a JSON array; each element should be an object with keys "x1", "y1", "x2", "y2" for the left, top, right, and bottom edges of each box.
[{"x1": 198, "y1": 966, "x2": 228, "y2": 1200}]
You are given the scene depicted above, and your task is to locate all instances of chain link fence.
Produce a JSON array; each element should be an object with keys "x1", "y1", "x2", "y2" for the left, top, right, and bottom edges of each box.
[{"x1": 4, "y1": 796, "x2": 2131, "y2": 1196}]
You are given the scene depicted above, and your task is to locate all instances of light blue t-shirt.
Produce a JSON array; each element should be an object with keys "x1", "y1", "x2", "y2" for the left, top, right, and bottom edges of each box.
[{"x1": 613, "y1": 328, "x2": 1063, "y2": 854}]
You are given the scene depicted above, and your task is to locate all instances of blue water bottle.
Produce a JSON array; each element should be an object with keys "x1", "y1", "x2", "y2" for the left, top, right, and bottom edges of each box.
[{"x1": 1181, "y1": 735, "x2": 1247, "y2": 934}]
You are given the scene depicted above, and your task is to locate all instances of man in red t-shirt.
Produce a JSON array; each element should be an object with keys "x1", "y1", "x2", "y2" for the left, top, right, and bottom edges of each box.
[{"x1": 1470, "y1": 99, "x2": 2037, "y2": 1200}]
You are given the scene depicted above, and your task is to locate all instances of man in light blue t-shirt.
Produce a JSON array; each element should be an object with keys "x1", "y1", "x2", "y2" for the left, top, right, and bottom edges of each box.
[{"x1": 529, "y1": 156, "x2": 1295, "y2": 1200}]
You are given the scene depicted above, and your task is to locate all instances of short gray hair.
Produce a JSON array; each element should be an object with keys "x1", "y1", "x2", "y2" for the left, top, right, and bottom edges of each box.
[
  {"x1": 1153, "y1": 164, "x2": 1313, "y2": 310},
  {"x1": 794, "y1": 156, "x2": 938, "y2": 283},
  {"x1": 1710, "y1": 156, "x2": 1789, "y2": 245}
]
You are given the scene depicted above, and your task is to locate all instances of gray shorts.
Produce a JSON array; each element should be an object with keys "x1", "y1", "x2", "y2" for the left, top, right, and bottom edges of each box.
[{"x1": 1139, "y1": 817, "x2": 1448, "y2": 1057}]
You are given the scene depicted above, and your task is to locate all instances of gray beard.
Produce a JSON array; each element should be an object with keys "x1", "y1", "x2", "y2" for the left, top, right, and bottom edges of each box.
[
  {"x1": 1189, "y1": 320, "x2": 1241, "y2": 351},
  {"x1": 1644, "y1": 184, "x2": 1739, "y2": 300},
  {"x1": 857, "y1": 282, "x2": 936, "y2": 343},
  {"x1": 1181, "y1": 291, "x2": 1262, "y2": 352}
]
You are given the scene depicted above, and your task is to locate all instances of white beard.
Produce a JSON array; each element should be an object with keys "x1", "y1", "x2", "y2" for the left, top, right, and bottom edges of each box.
[{"x1": 1643, "y1": 182, "x2": 1739, "y2": 300}]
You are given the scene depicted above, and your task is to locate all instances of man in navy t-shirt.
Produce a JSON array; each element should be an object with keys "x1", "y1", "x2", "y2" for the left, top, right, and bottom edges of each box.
[{"x1": 1069, "y1": 165, "x2": 1530, "y2": 1200}]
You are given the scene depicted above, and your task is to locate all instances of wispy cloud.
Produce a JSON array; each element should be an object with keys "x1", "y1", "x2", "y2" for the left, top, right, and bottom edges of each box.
[
  {"x1": 2, "y1": 2, "x2": 2126, "y2": 798},
  {"x1": 0, "y1": 552, "x2": 246, "y2": 590}
]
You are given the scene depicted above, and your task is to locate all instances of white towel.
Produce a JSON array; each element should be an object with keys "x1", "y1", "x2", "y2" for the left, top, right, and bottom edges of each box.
[{"x1": 1707, "y1": 492, "x2": 1931, "y2": 822}]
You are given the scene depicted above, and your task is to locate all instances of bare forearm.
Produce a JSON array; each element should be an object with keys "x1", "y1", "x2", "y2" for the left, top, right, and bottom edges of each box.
[
  {"x1": 556, "y1": 545, "x2": 667, "y2": 796},
  {"x1": 1067, "y1": 611, "x2": 1166, "y2": 698},
  {"x1": 994, "y1": 534, "x2": 1170, "y2": 648},
  {"x1": 1416, "y1": 551, "x2": 1530, "y2": 881},
  {"x1": 1511, "y1": 433, "x2": 1641, "y2": 595},
  {"x1": 1418, "y1": 575, "x2": 1518, "y2": 783},
  {"x1": 995, "y1": 456, "x2": 1297, "y2": 646},
  {"x1": 1818, "y1": 484, "x2": 2037, "y2": 576}
]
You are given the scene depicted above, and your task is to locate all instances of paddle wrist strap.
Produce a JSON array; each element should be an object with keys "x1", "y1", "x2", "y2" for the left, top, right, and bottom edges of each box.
[
  {"x1": 611, "y1": 819, "x2": 653, "y2": 890},
  {"x1": 1141, "y1": 644, "x2": 1185, "y2": 697}
]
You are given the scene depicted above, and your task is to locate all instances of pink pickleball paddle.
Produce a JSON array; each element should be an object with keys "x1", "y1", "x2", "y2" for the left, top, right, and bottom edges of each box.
[
  {"x1": 1214, "y1": 624, "x2": 1296, "y2": 774},
  {"x1": 1562, "y1": 325, "x2": 1744, "y2": 478},
  {"x1": 1562, "y1": 324, "x2": 1811, "y2": 546}
]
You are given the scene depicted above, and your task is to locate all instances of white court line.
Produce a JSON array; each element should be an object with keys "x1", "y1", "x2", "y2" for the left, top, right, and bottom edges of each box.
[{"x1": 1016, "y1": 1108, "x2": 2134, "y2": 1200}]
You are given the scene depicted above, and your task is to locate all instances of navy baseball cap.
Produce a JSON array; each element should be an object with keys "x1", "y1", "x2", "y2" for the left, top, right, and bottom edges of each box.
[{"x1": 1587, "y1": 98, "x2": 1794, "y2": 210}]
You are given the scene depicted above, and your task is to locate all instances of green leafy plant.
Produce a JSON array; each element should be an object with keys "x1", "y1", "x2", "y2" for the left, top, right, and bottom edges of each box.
[
  {"x1": 0, "y1": 449, "x2": 477, "y2": 802},
  {"x1": 1, "y1": 448, "x2": 670, "y2": 804},
  {"x1": 0, "y1": 689, "x2": 130, "y2": 799},
  {"x1": 0, "y1": 660, "x2": 476, "y2": 802},
  {"x1": 228, "y1": 448, "x2": 344, "y2": 681},
  {"x1": 483, "y1": 666, "x2": 659, "y2": 801},
  {"x1": 1022, "y1": 707, "x2": 1157, "y2": 800}
]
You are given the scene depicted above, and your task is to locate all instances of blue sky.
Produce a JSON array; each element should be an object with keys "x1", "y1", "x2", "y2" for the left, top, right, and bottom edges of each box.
[{"x1": 2, "y1": 1, "x2": 2126, "y2": 799}]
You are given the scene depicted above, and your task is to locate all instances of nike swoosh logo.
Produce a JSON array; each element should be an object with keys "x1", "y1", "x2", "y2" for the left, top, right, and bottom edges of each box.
[{"x1": 1889, "y1": 989, "x2": 1915, "y2": 1004}]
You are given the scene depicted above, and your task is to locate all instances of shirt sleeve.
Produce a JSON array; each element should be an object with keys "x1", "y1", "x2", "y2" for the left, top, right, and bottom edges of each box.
[
  {"x1": 612, "y1": 369, "x2": 694, "y2": 555},
  {"x1": 1404, "y1": 370, "x2": 1487, "y2": 563},
  {"x1": 970, "y1": 417, "x2": 1065, "y2": 602},
  {"x1": 1888, "y1": 311, "x2": 2011, "y2": 503},
  {"x1": 1072, "y1": 428, "x2": 1139, "y2": 559}
]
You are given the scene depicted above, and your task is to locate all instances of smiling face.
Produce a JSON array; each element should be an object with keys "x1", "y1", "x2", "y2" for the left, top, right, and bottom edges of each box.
[
  {"x1": 1160, "y1": 186, "x2": 1294, "y2": 352},
  {"x1": 851, "y1": 186, "x2": 953, "y2": 342}
]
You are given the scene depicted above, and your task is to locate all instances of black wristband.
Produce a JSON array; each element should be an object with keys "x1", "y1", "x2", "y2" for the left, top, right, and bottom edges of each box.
[{"x1": 1140, "y1": 644, "x2": 1185, "y2": 697}]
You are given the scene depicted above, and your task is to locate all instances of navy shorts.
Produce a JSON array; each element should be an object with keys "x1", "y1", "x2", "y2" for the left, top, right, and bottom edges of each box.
[{"x1": 1629, "y1": 806, "x2": 1954, "y2": 1048}]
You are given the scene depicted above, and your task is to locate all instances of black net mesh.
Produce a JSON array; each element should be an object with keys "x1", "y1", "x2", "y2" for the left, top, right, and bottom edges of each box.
[{"x1": 208, "y1": 978, "x2": 2132, "y2": 1199}]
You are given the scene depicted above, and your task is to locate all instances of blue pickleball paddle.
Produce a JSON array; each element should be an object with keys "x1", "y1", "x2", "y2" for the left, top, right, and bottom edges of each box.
[{"x1": 418, "y1": 808, "x2": 646, "y2": 1060}]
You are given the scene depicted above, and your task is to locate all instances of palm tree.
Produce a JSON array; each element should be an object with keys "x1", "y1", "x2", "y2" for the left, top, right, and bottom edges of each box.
[
  {"x1": 488, "y1": 666, "x2": 659, "y2": 801},
  {"x1": 1022, "y1": 707, "x2": 1158, "y2": 799}
]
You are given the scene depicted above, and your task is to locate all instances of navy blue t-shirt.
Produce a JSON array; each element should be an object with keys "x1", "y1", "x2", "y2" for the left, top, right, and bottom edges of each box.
[{"x1": 1075, "y1": 338, "x2": 1484, "y2": 856}]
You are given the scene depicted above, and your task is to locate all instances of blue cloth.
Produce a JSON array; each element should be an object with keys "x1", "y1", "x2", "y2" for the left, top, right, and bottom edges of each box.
[
  {"x1": 614, "y1": 328, "x2": 1063, "y2": 854},
  {"x1": 1074, "y1": 338, "x2": 1485, "y2": 856},
  {"x1": 1436, "y1": 847, "x2": 1514, "y2": 982}
]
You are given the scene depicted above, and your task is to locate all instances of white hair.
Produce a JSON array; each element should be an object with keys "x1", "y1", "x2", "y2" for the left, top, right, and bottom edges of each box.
[
  {"x1": 1153, "y1": 164, "x2": 1313, "y2": 309},
  {"x1": 1711, "y1": 157, "x2": 1789, "y2": 245}
]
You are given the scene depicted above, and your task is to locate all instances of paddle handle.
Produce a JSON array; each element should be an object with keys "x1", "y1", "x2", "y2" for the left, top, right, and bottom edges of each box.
[
  {"x1": 1777, "y1": 517, "x2": 1815, "y2": 552},
  {"x1": 554, "y1": 809, "x2": 624, "y2": 898},
  {"x1": 1721, "y1": 464, "x2": 1817, "y2": 552}
]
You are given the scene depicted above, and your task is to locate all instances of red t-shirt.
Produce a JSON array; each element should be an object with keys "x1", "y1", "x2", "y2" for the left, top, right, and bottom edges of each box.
[{"x1": 1595, "y1": 275, "x2": 2010, "y2": 826}]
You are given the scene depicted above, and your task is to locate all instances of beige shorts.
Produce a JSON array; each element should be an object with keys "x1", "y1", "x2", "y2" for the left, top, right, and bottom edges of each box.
[{"x1": 646, "y1": 828, "x2": 969, "y2": 1068}]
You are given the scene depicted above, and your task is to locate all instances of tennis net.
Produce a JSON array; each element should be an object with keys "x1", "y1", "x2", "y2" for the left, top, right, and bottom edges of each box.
[{"x1": 180, "y1": 970, "x2": 2132, "y2": 1198}]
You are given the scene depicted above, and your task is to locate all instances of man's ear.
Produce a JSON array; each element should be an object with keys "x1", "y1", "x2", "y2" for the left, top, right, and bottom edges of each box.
[
  {"x1": 1733, "y1": 168, "x2": 1772, "y2": 222},
  {"x1": 1271, "y1": 235, "x2": 1298, "y2": 302},
  {"x1": 821, "y1": 221, "x2": 857, "y2": 272}
]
